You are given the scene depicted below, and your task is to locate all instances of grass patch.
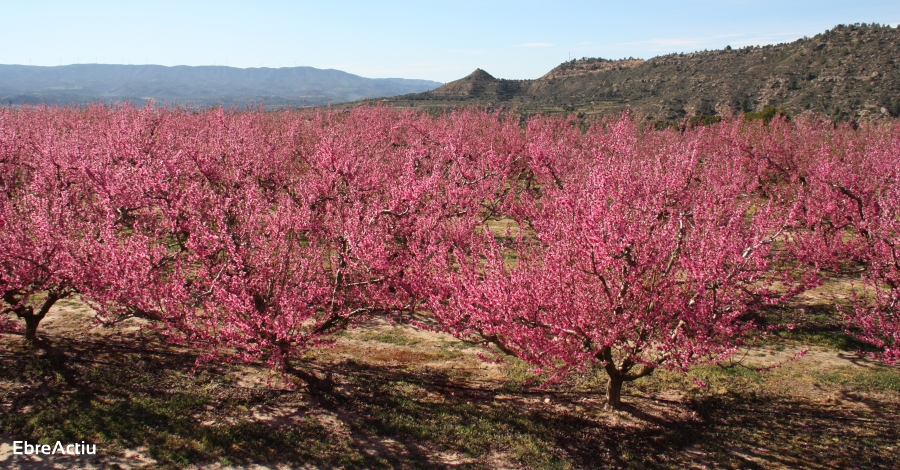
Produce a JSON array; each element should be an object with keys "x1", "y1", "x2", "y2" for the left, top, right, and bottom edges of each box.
[
  {"x1": 363, "y1": 383, "x2": 548, "y2": 460},
  {"x1": 777, "y1": 330, "x2": 881, "y2": 353},
  {"x1": 0, "y1": 346, "x2": 373, "y2": 468},
  {"x1": 684, "y1": 390, "x2": 898, "y2": 469},
  {"x1": 813, "y1": 367, "x2": 900, "y2": 392},
  {"x1": 361, "y1": 328, "x2": 422, "y2": 347},
  {"x1": 4, "y1": 309, "x2": 900, "y2": 468},
  {"x1": 499, "y1": 356, "x2": 545, "y2": 392}
]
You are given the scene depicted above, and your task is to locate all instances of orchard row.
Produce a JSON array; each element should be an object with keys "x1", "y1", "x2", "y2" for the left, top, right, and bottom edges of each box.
[{"x1": 1, "y1": 105, "x2": 897, "y2": 407}]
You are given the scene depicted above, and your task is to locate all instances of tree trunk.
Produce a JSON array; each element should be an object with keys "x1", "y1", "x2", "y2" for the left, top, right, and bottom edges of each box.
[
  {"x1": 24, "y1": 315, "x2": 40, "y2": 343},
  {"x1": 607, "y1": 375, "x2": 624, "y2": 409},
  {"x1": 283, "y1": 357, "x2": 334, "y2": 394},
  {"x1": 18, "y1": 291, "x2": 61, "y2": 344}
]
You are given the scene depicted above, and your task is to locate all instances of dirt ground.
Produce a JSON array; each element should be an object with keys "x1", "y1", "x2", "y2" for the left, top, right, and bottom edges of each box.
[{"x1": 2, "y1": 295, "x2": 899, "y2": 469}]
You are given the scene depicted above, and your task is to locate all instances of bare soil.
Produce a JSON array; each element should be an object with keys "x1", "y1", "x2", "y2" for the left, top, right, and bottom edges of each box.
[{"x1": 2, "y1": 297, "x2": 899, "y2": 469}]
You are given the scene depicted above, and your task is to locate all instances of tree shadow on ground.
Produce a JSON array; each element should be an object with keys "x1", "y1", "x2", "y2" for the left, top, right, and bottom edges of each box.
[
  {"x1": 758, "y1": 301, "x2": 882, "y2": 354},
  {"x1": 686, "y1": 389, "x2": 899, "y2": 469},
  {"x1": 2, "y1": 333, "x2": 899, "y2": 469}
]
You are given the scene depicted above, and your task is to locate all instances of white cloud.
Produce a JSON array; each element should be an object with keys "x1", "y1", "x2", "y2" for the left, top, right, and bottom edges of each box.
[
  {"x1": 350, "y1": 61, "x2": 464, "y2": 78},
  {"x1": 448, "y1": 49, "x2": 487, "y2": 55},
  {"x1": 519, "y1": 42, "x2": 554, "y2": 47}
]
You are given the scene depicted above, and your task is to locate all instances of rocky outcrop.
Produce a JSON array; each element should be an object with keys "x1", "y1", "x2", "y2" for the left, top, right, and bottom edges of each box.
[{"x1": 390, "y1": 23, "x2": 900, "y2": 122}]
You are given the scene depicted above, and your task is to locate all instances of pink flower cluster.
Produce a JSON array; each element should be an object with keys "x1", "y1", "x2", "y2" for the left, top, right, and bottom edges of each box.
[
  {"x1": 1, "y1": 105, "x2": 897, "y2": 406},
  {"x1": 0, "y1": 105, "x2": 517, "y2": 373},
  {"x1": 425, "y1": 116, "x2": 809, "y2": 406}
]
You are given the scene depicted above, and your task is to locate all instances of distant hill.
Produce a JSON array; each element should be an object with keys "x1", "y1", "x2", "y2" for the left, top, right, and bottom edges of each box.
[
  {"x1": 386, "y1": 23, "x2": 900, "y2": 123},
  {"x1": 0, "y1": 64, "x2": 442, "y2": 108}
]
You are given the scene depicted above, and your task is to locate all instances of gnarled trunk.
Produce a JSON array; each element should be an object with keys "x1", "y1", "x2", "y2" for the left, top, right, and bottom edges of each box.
[
  {"x1": 5, "y1": 290, "x2": 63, "y2": 344},
  {"x1": 598, "y1": 345, "x2": 656, "y2": 409},
  {"x1": 23, "y1": 315, "x2": 41, "y2": 343},
  {"x1": 606, "y1": 374, "x2": 624, "y2": 409}
]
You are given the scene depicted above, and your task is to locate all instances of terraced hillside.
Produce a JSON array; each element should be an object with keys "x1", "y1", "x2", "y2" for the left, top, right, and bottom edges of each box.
[{"x1": 385, "y1": 23, "x2": 900, "y2": 123}]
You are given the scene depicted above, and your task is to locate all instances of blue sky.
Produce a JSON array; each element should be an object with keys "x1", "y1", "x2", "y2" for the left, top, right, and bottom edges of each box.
[{"x1": 2, "y1": 1, "x2": 899, "y2": 82}]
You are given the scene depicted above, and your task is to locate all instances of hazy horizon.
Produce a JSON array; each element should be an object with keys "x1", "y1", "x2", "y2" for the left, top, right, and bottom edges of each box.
[
  {"x1": 0, "y1": 63, "x2": 443, "y2": 108},
  {"x1": 2, "y1": 1, "x2": 899, "y2": 83},
  {"x1": 0, "y1": 62, "x2": 445, "y2": 82}
]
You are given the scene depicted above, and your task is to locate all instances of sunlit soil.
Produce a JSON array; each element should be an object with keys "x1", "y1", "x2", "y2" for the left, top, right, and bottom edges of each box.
[{"x1": 1, "y1": 297, "x2": 899, "y2": 469}]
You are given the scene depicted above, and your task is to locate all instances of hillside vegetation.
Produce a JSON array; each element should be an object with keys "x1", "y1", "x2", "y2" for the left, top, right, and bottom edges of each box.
[{"x1": 385, "y1": 23, "x2": 900, "y2": 123}]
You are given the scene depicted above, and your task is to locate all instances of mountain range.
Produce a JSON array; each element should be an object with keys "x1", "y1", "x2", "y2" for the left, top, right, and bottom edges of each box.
[
  {"x1": 4, "y1": 23, "x2": 899, "y2": 122},
  {"x1": 0, "y1": 64, "x2": 442, "y2": 108},
  {"x1": 384, "y1": 23, "x2": 900, "y2": 123}
]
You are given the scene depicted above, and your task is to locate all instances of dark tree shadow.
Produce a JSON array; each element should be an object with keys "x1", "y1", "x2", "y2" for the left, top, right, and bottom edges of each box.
[{"x1": 2, "y1": 332, "x2": 899, "y2": 469}]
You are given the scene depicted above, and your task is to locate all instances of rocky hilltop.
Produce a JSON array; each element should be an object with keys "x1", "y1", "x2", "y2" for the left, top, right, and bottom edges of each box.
[{"x1": 387, "y1": 23, "x2": 900, "y2": 123}]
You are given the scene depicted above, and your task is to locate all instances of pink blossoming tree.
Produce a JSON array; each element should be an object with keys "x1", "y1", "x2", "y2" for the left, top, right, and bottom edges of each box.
[
  {"x1": 427, "y1": 117, "x2": 805, "y2": 407},
  {"x1": 791, "y1": 120, "x2": 900, "y2": 363}
]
